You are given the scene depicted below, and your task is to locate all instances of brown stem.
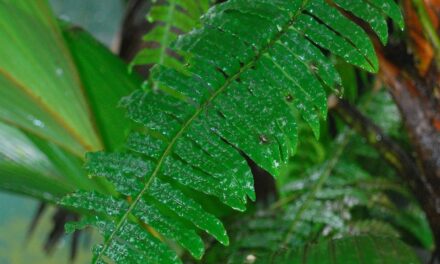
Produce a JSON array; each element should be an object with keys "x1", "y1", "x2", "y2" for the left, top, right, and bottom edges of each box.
[
  {"x1": 377, "y1": 51, "x2": 440, "y2": 254},
  {"x1": 118, "y1": 0, "x2": 153, "y2": 65},
  {"x1": 334, "y1": 96, "x2": 440, "y2": 256},
  {"x1": 336, "y1": 41, "x2": 440, "y2": 254},
  {"x1": 333, "y1": 99, "x2": 423, "y2": 192}
]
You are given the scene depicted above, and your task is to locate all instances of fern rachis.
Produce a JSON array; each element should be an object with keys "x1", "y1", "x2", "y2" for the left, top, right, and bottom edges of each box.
[
  {"x1": 61, "y1": 0, "x2": 404, "y2": 263},
  {"x1": 95, "y1": 6, "x2": 300, "y2": 258}
]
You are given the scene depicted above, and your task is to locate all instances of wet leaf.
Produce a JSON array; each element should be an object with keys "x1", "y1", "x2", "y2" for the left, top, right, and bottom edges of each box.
[{"x1": 62, "y1": 0, "x2": 404, "y2": 263}]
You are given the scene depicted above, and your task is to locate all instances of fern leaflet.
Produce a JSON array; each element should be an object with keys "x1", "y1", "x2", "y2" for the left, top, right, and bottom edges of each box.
[{"x1": 131, "y1": 0, "x2": 211, "y2": 73}]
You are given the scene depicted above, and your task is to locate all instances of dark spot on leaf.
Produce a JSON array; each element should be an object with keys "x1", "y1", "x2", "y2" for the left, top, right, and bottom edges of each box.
[
  {"x1": 285, "y1": 94, "x2": 294, "y2": 102},
  {"x1": 217, "y1": 110, "x2": 226, "y2": 119},
  {"x1": 216, "y1": 67, "x2": 229, "y2": 78}
]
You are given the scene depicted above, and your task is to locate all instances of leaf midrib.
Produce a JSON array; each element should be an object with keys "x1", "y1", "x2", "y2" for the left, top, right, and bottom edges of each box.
[
  {"x1": 94, "y1": 1, "x2": 310, "y2": 262},
  {"x1": 1, "y1": 1, "x2": 103, "y2": 154},
  {"x1": 0, "y1": 68, "x2": 91, "y2": 156}
]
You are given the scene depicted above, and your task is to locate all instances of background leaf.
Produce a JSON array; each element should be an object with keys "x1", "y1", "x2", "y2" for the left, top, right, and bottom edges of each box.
[
  {"x1": 0, "y1": 122, "x2": 73, "y2": 202},
  {"x1": 62, "y1": 24, "x2": 142, "y2": 150},
  {"x1": 0, "y1": 0, "x2": 102, "y2": 156},
  {"x1": 274, "y1": 236, "x2": 421, "y2": 264},
  {"x1": 0, "y1": 0, "x2": 142, "y2": 198}
]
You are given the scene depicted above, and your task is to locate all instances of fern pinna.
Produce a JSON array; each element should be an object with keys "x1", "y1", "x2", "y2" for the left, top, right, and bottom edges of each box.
[{"x1": 61, "y1": 0, "x2": 403, "y2": 263}]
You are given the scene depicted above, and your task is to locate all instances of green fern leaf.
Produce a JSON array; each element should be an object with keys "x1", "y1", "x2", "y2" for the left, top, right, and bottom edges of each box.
[
  {"x1": 273, "y1": 236, "x2": 421, "y2": 264},
  {"x1": 61, "y1": 0, "x2": 403, "y2": 263},
  {"x1": 131, "y1": 0, "x2": 211, "y2": 72}
]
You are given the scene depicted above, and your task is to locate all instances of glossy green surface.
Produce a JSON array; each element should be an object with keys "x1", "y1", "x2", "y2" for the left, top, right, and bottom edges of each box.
[
  {"x1": 62, "y1": 0, "x2": 404, "y2": 263},
  {"x1": 62, "y1": 26, "x2": 141, "y2": 150},
  {"x1": 0, "y1": 0, "x2": 101, "y2": 156}
]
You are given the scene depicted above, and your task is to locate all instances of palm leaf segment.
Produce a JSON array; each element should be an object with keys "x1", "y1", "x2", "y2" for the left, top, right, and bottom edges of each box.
[{"x1": 61, "y1": 0, "x2": 403, "y2": 263}]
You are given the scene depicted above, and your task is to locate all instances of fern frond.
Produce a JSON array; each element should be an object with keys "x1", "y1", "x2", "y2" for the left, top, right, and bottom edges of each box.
[
  {"x1": 272, "y1": 236, "x2": 420, "y2": 264},
  {"x1": 131, "y1": 0, "x2": 211, "y2": 72},
  {"x1": 61, "y1": 0, "x2": 403, "y2": 263}
]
